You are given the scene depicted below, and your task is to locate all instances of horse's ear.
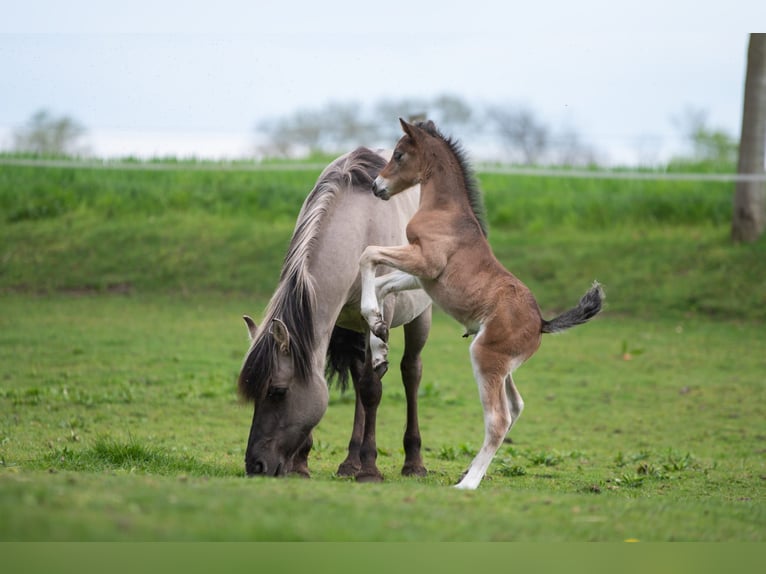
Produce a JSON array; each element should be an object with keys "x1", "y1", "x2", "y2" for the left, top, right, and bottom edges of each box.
[
  {"x1": 399, "y1": 117, "x2": 417, "y2": 140},
  {"x1": 270, "y1": 318, "x2": 291, "y2": 353},
  {"x1": 243, "y1": 315, "x2": 258, "y2": 340}
]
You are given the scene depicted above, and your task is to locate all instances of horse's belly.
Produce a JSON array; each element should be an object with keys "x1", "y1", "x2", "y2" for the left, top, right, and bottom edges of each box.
[
  {"x1": 335, "y1": 306, "x2": 367, "y2": 332},
  {"x1": 388, "y1": 291, "x2": 431, "y2": 328}
]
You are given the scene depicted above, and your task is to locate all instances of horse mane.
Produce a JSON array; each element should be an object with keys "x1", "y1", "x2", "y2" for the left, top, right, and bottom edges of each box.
[
  {"x1": 415, "y1": 121, "x2": 488, "y2": 237},
  {"x1": 238, "y1": 147, "x2": 386, "y2": 402}
]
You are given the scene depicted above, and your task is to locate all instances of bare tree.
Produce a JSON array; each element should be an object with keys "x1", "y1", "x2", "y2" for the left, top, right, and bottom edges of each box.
[
  {"x1": 320, "y1": 101, "x2": 379, "y2": 150},
  {"x1": 255, "y1": 109, "x2": 325, "y2": 157},
  {"x1": 257, "y1": 102, "x2": 381, "y2": 157},
  {"x1": 13, "y1": 110, "x2": 87, "y2": 156},
  {"x1": 374, "y1": 97, "x2": 431, "y2": 142},
  {"x1": 431, "y1": 94, "x2": 473, "y2": 131},
  {"x1": 485, "y1": 105, "x2": 550, "y2": 164},
  {"x1": 732, "y1": 33, "x2": 766, "y2": 243},
  {"x1": 553, "y1": 128, "x2": 598, "y2": 167}
]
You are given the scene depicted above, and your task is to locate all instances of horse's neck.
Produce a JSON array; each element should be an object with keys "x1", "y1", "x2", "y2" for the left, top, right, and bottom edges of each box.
[{"x1": 304, "y1": 259, "x2": 352, "y2": 367}]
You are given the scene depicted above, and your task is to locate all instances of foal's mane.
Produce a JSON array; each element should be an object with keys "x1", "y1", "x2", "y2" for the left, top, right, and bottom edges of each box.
[
  {"x1": 415, "y1": 121, "x2": 488, "y2": 237},
  {"x1": 238, "y1": 147, "x2": 386, "y2": 402}
]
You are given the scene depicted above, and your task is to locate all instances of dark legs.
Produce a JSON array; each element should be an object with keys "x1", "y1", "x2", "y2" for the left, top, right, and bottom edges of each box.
[
  {"x1": 356, "y1": 343, "x2": 384, "y2": 482},
  {"x1": 336, "y1": 356, "x2": 365, "y2": 477},
  {"x1": 336, "y1": 339, "x2": 384, "y2": 482},
  {"x1": 400, "y1": 308, "x2": 430, "y2": 476},
  {"x1": 336, "y1": 308, "x2": 431, "y2": 482}
]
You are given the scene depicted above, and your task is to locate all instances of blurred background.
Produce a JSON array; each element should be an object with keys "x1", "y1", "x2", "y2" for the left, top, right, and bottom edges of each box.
[{"x1": 2, "y1": 0, "x2": 763, "y2": 167}]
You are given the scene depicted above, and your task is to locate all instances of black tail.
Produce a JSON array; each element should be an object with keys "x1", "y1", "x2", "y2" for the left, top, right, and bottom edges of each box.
[
  {"x1": 324, "y1": 326, "x2": 366, "y2": 392},
  {"x1": 541, "y1": 281, "x2": 605, "y2": 334}
]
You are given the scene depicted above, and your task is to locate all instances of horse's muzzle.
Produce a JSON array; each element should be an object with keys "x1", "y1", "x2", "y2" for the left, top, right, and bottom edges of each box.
[{"x1": 246, "y1": 458, "x2": 284, "y2": 477}]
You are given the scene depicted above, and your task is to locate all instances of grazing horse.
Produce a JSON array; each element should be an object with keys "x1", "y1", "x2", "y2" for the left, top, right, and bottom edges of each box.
[
  {"x1": 360, "y1": 119, "x2": 604, "y2": 489},
  {"x1": 238, "y1": 147, "x2": 432, "y2": 482}
]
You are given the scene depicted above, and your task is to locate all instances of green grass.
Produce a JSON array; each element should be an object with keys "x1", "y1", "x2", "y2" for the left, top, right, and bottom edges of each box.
[
  {"x1": 0, "y1": 161, "x2": 764, "y2": 540},
  {"x1": 0, "y1": 295, "x2": 763, "y2": 540},
  {"x1": 0, "y1": 161, "x2": 736, "y2": 229}
]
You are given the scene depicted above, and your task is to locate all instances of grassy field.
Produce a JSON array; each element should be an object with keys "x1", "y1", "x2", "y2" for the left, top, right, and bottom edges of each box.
[{"x1": 0, "y1": 159, "x2": 764, "y2": 541}]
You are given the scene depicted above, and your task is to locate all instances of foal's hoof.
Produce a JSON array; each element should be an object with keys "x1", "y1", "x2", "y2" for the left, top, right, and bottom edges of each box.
[
  {"x1": 373, "y1": 360, "x2": 389, "y2": 378},
  {"x1": 372, "y1": 322, "x2": 389, "y2": 342}
]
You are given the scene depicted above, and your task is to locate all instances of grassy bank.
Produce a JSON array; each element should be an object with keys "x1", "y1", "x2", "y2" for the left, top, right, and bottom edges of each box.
[{"x1": 1, "y1": 162, "x2": 764, "y2": 320}]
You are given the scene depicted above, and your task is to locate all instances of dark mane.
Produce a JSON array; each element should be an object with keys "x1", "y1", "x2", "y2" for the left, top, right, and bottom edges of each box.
[
  {"x1": 238, "y1": 147, "x2": 386, "y2": 403},
  {"x1": 415, "y1": 121, "x2": 488, "y2": 237}
]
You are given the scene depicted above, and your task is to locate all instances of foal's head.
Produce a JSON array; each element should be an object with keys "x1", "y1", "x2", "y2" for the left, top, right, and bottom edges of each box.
[{"x1": 372, "y1": 118, "x2": 439, "y2": 200}]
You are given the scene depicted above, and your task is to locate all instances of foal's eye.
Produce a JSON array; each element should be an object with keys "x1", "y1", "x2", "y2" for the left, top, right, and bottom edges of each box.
[
  {"x1": 393, "y1": 151, "x2": 403, "y2": 162},
  {"x1": 267, "y1": 386, "x2": 288, "y2": 399}
]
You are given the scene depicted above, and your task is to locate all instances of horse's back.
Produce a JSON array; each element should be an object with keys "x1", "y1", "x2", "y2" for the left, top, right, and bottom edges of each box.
[{"x1": 308, "y1": 149, "x2": 429, "y2": 332}]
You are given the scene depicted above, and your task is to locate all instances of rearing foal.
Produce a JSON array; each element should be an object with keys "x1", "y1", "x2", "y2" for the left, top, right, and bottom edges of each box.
[{"x1": 360, "y1": 119, "x2": 604, "y2": 490}]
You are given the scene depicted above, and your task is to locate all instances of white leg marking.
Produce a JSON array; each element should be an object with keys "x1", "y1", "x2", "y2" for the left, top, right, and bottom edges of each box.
[
  {"x1": 505, "y1": 379, "x2": 524, "y2": 433},
  {"x1": 359, "y1": 247, "x2": 383, "y2": 328},
  {"x1": 376, "y1": 270, "x2": 422, "y2": 300},
  {"x1": 369, "y1": 331, "x2": 389, "y2": 372},
  {"x1": 455, "y1": 335, "x2": 513, "y2": 490}
]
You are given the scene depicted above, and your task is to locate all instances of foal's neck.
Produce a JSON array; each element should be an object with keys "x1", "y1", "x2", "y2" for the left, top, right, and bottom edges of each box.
[{"x1": 419, "y1": 143, "x2": 472, "y2": 209}]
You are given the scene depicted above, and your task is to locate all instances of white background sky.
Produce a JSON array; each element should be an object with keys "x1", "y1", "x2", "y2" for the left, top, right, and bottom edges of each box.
[{"x1": 1, "y1": 1, "x2": 764, "y2": 163}]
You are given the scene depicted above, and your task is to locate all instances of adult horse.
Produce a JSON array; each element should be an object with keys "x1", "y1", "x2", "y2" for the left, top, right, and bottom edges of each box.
[
  {"x1": 360, "y1": 120, "x2": 604, "y2": 489},
  {"x1": 238, "y1": 147, "x2": 432, "y2": 482}
]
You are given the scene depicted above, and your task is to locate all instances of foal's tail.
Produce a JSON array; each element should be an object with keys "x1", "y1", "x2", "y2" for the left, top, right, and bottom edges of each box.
[{"x1": 541, "y1": 281, "x2": 605, "y2": 334}]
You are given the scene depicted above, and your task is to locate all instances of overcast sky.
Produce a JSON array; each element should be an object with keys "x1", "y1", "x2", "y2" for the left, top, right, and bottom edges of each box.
[{"x1": 1, "y1": 1, "x2": 764, "y2": 163}]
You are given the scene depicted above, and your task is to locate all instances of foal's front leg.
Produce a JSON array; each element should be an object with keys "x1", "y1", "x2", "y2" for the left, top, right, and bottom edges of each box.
[
  {"x1": 367, "y1": 270, "x2": 424, "y2": 372},
  {"x1": 360, "y1": 246, "x2": 393, "y2": 341},
  {"x1": 360, "y1": 245, "x2": 432, "y2": 340}
]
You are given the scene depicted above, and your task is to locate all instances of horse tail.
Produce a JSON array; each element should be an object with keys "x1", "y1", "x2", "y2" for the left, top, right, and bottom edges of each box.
[
  {"x1": 541, "y1": 281, "x2": 605, "y2": 334},
  {"x1": 325, "y1": 326, "x2": 366, "y2": 392}
]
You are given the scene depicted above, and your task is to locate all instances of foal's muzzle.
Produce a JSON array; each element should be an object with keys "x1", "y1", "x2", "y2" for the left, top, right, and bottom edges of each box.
[{"x1": 371, "y1": 177, "x2": 390, "y2": 200}]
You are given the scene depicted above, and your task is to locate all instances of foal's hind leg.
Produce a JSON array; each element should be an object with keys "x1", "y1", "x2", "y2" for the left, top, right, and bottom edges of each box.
[
  {"x1": 504, "y1": 372, "x2": 525, "y2": 434},
  {"x1": 400, "y1": 308, "x2": 431, "y2": 477},
  {"x1": 455, "y1": 336, "x2": 517, "y2": 490}
]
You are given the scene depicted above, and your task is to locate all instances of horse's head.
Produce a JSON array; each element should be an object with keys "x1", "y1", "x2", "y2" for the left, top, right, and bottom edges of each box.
[
  {"x1": 239, "y1": 316, "x2": 328, "y2": 478},
  {"x1": 372, "y1": 118, "x2": 437, "y2": 200}
]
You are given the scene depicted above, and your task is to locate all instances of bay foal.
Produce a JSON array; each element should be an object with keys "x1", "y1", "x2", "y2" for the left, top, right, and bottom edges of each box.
[{"x1": 360, "y1": 119, "x2": 604, "y2": 489}]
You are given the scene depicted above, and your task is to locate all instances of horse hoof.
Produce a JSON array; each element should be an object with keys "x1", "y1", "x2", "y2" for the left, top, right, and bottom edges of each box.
[
  {"x1": 288, "y1": 469, "x2": 311, "y2": 479},
  {"x1": 372, "y1": 322, "x2": 389, "y2": 342},
  {"x1": 401, "y1": 464, "x2": 428, "y2": 477},
  {"x1": 373, "y1": 360, "x2": 389, "y2": 378},
  {"x1": 336, "y1": 461, "x2": 361, "y2": 477},
  {"x1": 356, "y1": 470, "x2": 384, "y2": 483}
]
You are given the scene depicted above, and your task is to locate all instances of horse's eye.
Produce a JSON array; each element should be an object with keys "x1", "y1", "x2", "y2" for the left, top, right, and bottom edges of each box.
[
  {"x1": 393, "y1": 151, "x2": 403, "y2": 162},
  {"x1": 267, "y1": 386, "x2": 288, "y2": 399}
]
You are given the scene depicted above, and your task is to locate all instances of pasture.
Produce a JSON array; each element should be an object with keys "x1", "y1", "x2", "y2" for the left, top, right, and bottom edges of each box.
[{"x1": 0, "y1": 159, "x2": 764, "y2": 540}]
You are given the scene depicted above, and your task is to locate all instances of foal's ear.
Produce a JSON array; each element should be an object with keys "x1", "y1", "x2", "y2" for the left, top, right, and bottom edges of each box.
[
  {"x1": 399, "y1": 118, "x2": 417, "y2": 140},
  {"x1": 270, "y1": 318, "x2": 291, "y2": 353},
  {"x1": 243, "y1": 315, "x2": 258, "y2": 340}
]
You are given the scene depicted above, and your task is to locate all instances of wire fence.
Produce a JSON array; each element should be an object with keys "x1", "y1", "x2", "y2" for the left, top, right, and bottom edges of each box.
[{"x1": 1, "y1": 157, "x2": 765, "y2": 182}]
